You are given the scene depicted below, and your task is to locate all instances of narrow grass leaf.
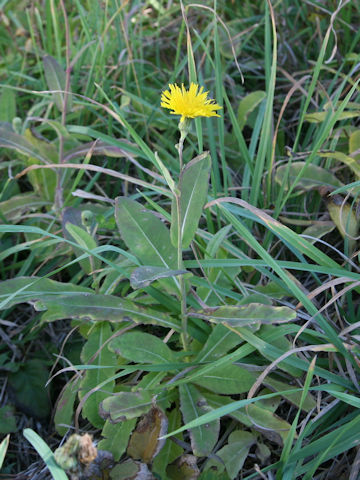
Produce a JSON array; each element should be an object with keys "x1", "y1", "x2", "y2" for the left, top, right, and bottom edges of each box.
[{"x1": 23, "y1": 429, "x2": 68, "y2": 480}]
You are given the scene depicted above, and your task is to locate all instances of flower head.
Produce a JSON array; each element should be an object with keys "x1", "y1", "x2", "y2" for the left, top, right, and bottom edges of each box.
[{"x1": 161, "y1": 83, "x2": 221, "y2": 122}]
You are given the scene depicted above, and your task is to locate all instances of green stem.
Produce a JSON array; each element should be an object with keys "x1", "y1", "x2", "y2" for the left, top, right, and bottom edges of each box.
[
  {"x1": 176, "y1": 193, "x2": 188, "y2": 350},
  {"x1": 176, "y1": 128, "x2": 188, "y2": 350}
]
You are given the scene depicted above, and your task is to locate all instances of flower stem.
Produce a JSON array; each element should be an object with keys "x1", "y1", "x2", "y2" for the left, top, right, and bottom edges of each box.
[
  {"x1": 176, "y1": 124, "x2": 189, "y2": 351},
  {"x1": 175, "y1": 193, "x2": 188, "y2": 350}
]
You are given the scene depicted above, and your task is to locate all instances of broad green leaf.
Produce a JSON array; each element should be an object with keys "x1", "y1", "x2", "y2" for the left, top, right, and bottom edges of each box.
[
  {"x1": 33, "y1": 293, "x2": 181, "y2": 331},
  {"x1": 319, "y1": 151, "x2": 360, "y2": 179},
  {"x1": 171, "y1": 152, "x2": 211, "y2": 248},
  {"x1": 206, "y1": 225, "x2": 232, "y2": 258},
  {"x1": 195, "y1": 324, "x2": 242, "y2": 362},
  {"x1": 109, "y1": 459, "x2": 153, "y2": 479},
  {"x1": 204, "y1": 391, "x2": 292, "y2": 445},
  {"x1": 190, "y1": 304, "x2": 296, "y2": 327},
  {"x1": 192, "y1": 364, "x2": 254, "y2": 394},
  {"x1": 349, "y1": 130, "x2": 360, "y2": 161},
  {"x1": 253, "y1": 281, "x2": 292, "y2": 299},
  {"x1": 65, "y1": 222, "x2": 101, "y2": 274},
  {"x1": 205, "y1": 430, "x2": 255, "y2": 479},
  {"x1": 8, "y1": 359, "x2": 50, "y2": 419},
  {"x1": 0, "y1": 277, "x2": 92, "y2": 310},
  {"x1": 0, "y1": 126, "x2": 48, "y2": 163},
  {"x1": 275, "y1": 162, "x2": 343, "y2": 192},
  {"x1": 256, "y1": 442, "x2": 271, "y2": 464},
  {"x1": 23, "y1": 428, "x2": 68, "y2": 480},
  {"x1": 301, "y1": 222, "x2": 335, "y2": 244},
  {"x1": 179, "y1": 384, "x2": 219, "y2": 457},
  {"x1": 43, "y1": 55, "x2": 72, "y2": 112},
  {"x1": 127, "y1": 406, "x2": 168, "y2": 463},
  {"x1": 79, "y1": 323, "x2": 117, "y2": 428},
  {"x1": 166, "y1": 454, "x2": 200, "y2": 480},
  {"x1": 326, "y1": 196, "x2": 359, "y2": 251},
  {"x1": 196, "y1": 248, "x2": 241, "y2": 306},
  {"x1": 130, "y1": 266, "x2": 188, "y2": 289},
  {"x1": 98, "y1": 418, "x2": 137, "y2": 461},
  {"x1": 259, "y1": 325, "x2": 302, "y2": 377},
  {"x1": 237, "y1": 90, "x2": 266, "y2": 129},
  {"x1": 109, "y1": 331, "x2": 175, "y2": 364},
  {"x1": 305, "y1": 110, "x2": 360, "y2": 123},
  {"x1": 54, "y1": 378, "x2": 78, "y2": 436},
  {"x1": 0, "y1": 405, "x2": 16, "y2": 434},
  {"x1": 115, "y1": 196, "x2": 177, "y2": 271},
  {"x1": 0, "y1": 87, "x2": 16, "y2": 122},
  {"x1": 100, "y1": 391, "x2": 153, "y2": 422},
  {"x1": 264, "y1": 377, "x2": 316, "y2": 412},
  {"x1": 152, "y1": 409, "x2": 183, "y2": 478},
  {"x1": 0, "y1": 194, "x2": 47, "y2": 223}
]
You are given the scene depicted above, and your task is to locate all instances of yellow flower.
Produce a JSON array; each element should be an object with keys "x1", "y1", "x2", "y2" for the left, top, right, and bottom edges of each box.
[{"x1": 161, "y1": 83, "x2": 221, "y2": 122}]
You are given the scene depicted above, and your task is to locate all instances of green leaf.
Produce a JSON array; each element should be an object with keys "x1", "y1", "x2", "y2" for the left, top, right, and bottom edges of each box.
[
  {"x1": 152, "y1": 409, "x2": 183, "y2": 478},
  {"x1": 301, "y1": 222, "x2": 335, "y2": 244},
  {"x1": 190, "y1": 304, "x2": 296, "y2": 327},
  {"x1": 115, "y1": 197, "x2": 177, "y2": 269},
  {"x1": 100, "y1": 391, "x2": 153, "y2": 423},
  {"x1": 54, "y1": 378, "x2": 78, "y2": 436},
  {"x1": 0, "y1": 435, "x2": 10, "y2": 470},
  {"x1": 275, "y1": 162, "x2": 343, "y2": 192},
  {"x1": 33, "y1": 293, "x2": 181, "y2": 331},
  {"x1": 264, "y1": 377, "x2": 316, "y2": 412},
  {"x1": 171, "y1": 152, "x2": 211, "y2": 248},
  {"x1": 65, "y1": 222, "x2": 101, "y2": 275},
  {"x1": 155, "y1": 151, "x2": 177, "y2": 193},
  {"x1": 319, "y1": 151, "x2": 360, "y2": 179},
  {"x1": 349, "y1": 130, "x2": 360, "y2": 161},
  {"x1": 0, "y1": 125, "x2": 48, "y2": 163},
  {"x1": 43, "y1": 55, "x2": 72, "y2": 112},
  {"x1": 0, "y1": 194, "x2": 47, "y2": 223},
  {"x1": 23, "y1": 129, "x2": 58, "y2": 202},
  {"x1": 166, "y1": 454, "x2": 200, "y2": 480},
  {"x1": 205, "y1": 430, "x2": 255, "y2": 479},
  {"x1": 109, "y1": 331, "x2": 175, "y2": 364},
  {"x1": 195, "y1": 324, "x2": 242, "y2": 362},
  {"x1": 0, "y1": 277, "x2": 92, "y2": 310},
  {"x1": 305, "y1": 110, "x2": 360, "y2": 123},
  {"x1": 237, "y1": 90, "x2": 266, "y2": 129},
  {"x1": 98, "y1": 418, "x2": 137, "y2": 461},
  {"x1": 259, "y1": 325, "x2": 302, "y2": 377},
  {"x1": 127, "y1": 406, "x2": 168, "y2": 463},
  {"x1": 109, "y1": 459, "x2": 153, "y2": 480},
  {"x1": 130, "y1": 266, "x2": 188, "y2": 289},
  {"x1": 0, "y1": 87, "x2": 16, "y2": 122},
  {"x1": 0, "y1": 405, "x2": 16, "y2": 434},
  {"x1": 204, "y1": 391, "x2": 292, "y2": 445},
  {"x1": 326, "y1": 196, "x2": 359, "y2": 251},
  {"x1": 23, "y1": 428, "x2": 69, "y2": 480},
  {"x1": 115, "y1": 197, "x2": 178, "y2": 292},
  {"x1": 8, "y1": 359, "x2": 50, "y2": 419},
  {"x1": 79, "y1": 323, "x2": 117, "y2": 428},
  {"x1": 179, "y1": 384, "x2": 219, "y2": 457},
  {"x1": 192, "y1": 364, "x2": 254, "y2": 395}
]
